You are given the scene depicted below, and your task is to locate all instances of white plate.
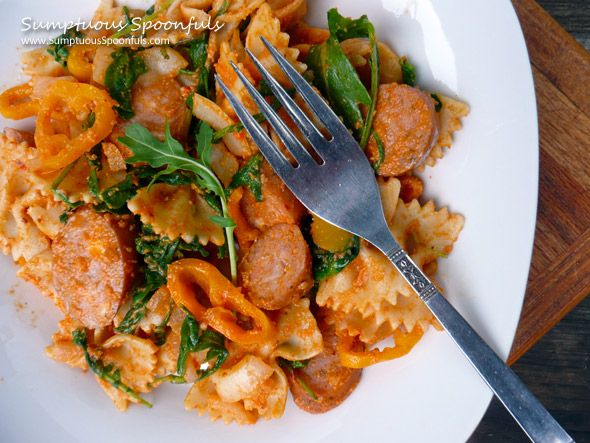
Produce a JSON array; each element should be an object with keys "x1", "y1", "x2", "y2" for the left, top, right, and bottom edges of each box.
[{"x1": 0, "y1": 0, "x2": 538, "y2": 442}]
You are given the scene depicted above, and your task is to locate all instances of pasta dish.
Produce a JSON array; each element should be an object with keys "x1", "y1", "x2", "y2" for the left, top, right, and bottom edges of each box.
[{"x1": 0, "y1": 0, "x2": 469, "y2": 425}]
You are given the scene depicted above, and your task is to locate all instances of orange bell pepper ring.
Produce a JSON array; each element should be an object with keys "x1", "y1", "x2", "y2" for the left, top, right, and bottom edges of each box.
[
  {"x1": 227, "y1": 187, "x2": 259, "y2": 250},
  {"x1": 34, "y1": 80, "x2": 117, "y2": 171},
  {"x1": 167, "y1": 259, "x2": 275, "y2": 345},
  {"x1": 0, "y1": 83, "x2": 38, "y2": 120},
  {"x1": 338, "y1": 325, "x2": 424, "y2": 368},
  {"x1": 67, "y1": 44, "x2": 97, "y2": 82}
]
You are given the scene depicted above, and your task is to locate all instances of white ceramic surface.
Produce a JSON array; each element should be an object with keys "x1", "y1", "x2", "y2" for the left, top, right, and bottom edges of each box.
[{"x1": 0, "y1": 0, "x2": 538, "y2": 442}]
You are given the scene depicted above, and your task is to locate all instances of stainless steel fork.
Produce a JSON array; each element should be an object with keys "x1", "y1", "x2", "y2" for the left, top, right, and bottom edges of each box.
[{"x1": 215, "y1": 36, "x2": 574, "y2": 443}]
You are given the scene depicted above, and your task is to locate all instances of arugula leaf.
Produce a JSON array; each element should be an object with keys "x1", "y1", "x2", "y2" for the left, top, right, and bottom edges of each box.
[
  {"x1": 145, "y1": 4, "x2": 156, "y2": 16},
  {"x1": 326, "y1": 9, "x2": 380, "y2": 149},
  {"x1": 115, "y1": 224, "x2": 207, "y2": 334},
  {"x1": 194, "y1": 329, "x2": 228, "y2": 379},
  {"x1": 278, "y1": 357, "x2": 317, "y2": 400},
  {"x1": 47, "y1": 26, "x2": 83, "y2": 68},
  {"x1": 177, "y1": 312, "x2": 228, "y2": 380},
  {"x1": 176, "y1": 312, "x2": 200, "y2": 376},
  {"x1": 279, "y1": 357, "x2": 309, "y2": 369},
  {"x1": 59, "y1": 211, "x2": 71, "y2": 224},
  {"x1": 86, "y1": 144, "x2": 102, "y2": 200},
  {"x1": 98, "y1": 175, "x2": 137, "y2": 213},
  {"x1": 196, "y1": 120, "x2": 214, "y2": 169},
  {"x1": 85, "y1": 145, "x2": 137, "y2": 214},
  {"x1": 225, "y1": 152, "x2": 264, "y2": 202},
  {"x1": 302, "y1": 216, "x2": 360, "y2": 282},
  {"x1": 105, "y1": 48, "x2": 148, "y2": 120},
  {"x1": 109, "y1": 0, "x2": 173, "y2": 40},
  {"x1": 72, "y1": 328, "x2": 152, "y2": 407},
  {"x1": 51, "y1": 159, "x2": 84, "y2": 210},
  {"x1": 132, "y1": 165, "x2": 193, "y2": 187},
  {"x1": 119, "y1": 122, "x2": 238, "y2": 284},
  {"x1": 178, "y1": 33, "x2": 210, "y2": 98},
  {"x1": 209, "y1": 215, "x2": 237, "y2": 228},
  {"x1": 82, "y1": 112, "x2": 96, "y2": 132},
  {"x1": 400, "y1": 57, "x2": 416, "y2": 86},
  {"x1": 312, "y1": 236, "x2": 360, "y2": 281},
  {"x1": 306, "y1": 38, "x2": 370, "y2": 137},
  {"x1": 431, "y1": 93, "x2": 442, "y2": 112},
  {"x1": 154, "y1": 299, "x2": 173, "y2": 346},
  {"x1": 122, "y1": 6, "x2": 134, "y2": 33},
  {"x1": 149, "y1": 374, "x2": 187, "y2": 387},
  {"x1": 371, "y1": 129, "x2": 385, "y2": 173},
  {"x1": 215, "y1": 0, "x2": 231, "y2": 18}
]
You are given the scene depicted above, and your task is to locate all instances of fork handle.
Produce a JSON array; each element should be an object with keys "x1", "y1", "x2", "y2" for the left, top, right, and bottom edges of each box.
[{"x1": 376, "y1": 240, "x2": 574, "y2": 443}]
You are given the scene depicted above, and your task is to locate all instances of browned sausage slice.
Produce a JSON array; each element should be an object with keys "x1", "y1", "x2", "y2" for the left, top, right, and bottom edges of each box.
[
  {"x1": 52, "y1": 206, "x2": 138, "y2": 328},
  {"x1": 240, "y1": 161, "x2": 306, "y2": 231},
  {"x1": 238, "y1": 223, "x2": 313, "y2": 311},
  {"x1": 110, "y1": 76, "x2": 191, "y2": 158},
  {"x1": 366, "y1": 83, "x2": 438, "y2": 176},
  {"x1": 286, "y1": 311, "x2": 362, "y2": 413}
]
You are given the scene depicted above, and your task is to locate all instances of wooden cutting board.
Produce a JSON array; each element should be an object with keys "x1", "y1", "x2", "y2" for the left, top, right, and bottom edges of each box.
[{"x1": 508, "y1": 0, "x2": 590, "y2": 364}]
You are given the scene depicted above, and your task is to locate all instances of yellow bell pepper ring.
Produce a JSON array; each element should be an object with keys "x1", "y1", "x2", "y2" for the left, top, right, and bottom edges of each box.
[{"x1": 34, "y1": 80, "x2": 117, "y2": 171}]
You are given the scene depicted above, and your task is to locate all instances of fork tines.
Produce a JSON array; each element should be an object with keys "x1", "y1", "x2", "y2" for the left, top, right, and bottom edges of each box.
[{"x1": 214, "y1": 36, "x2": 357, "y2": 172}]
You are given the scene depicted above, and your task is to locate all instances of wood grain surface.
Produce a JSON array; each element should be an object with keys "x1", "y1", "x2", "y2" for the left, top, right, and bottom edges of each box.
[{"x1": 507, "y1": 0, "x2": 590, "y2": 364}]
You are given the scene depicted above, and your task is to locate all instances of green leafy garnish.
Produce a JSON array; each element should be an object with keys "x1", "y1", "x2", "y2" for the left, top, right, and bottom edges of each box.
[
  {"x1": 132, "y1": 165, "x2": 193, "y2": 187},
  {"x1": 306, "y1": 9, "x2": 377, "y2": 140},
  {"x1": 115, "y1": 224, "x2": 207, "y2": 334},
  {"x1": 104, "y1": 48, "x2": 148, "y2": 120},
  {"x1": 85, "y1": 145, "x2": 137, "y2": 214},
  {"x1": 306, "y1": 37, "x2": 370, "y2": 137},
  {"x1": 371, "y1": 129, "x2": 385, "y2": 173},
  {"x1": 122, "y1": 6, "x2": 134, "y2": 33},
  {"x1": 326, "y1": 9, "x2": 380, "y2": 148},
  {"x1": 47, "y1": 26, "x2": 83, "y2": 68},
  {"x1": 215, "y1": 0, "x2": 231, "y2": 18},
  {"x1": 302, "y1": 216, "x2": 360, "y2": 282},
  {"x1": 177, "y1": 312, "x2": 228, "y2": 380},
  {"x1": 431, "y1": 93, "x2": 442, "y2": 112},
  {"x1": 209, "y1": 215, "x2": 237, "y2": 228},
  {"x1": 51, "y1": 159, "x2": 84, "y2": 211},
  {"x1": 225, "y1": 152, "x2": 264, "y2": 202},
  {"x1": 312, "y1": 236, "x2": 360, "y2": 282},
  {"x1": 118, "y1": 122, "x2": 238, "y2": 284},
  {"x1": 72, "y1": 328, "x2": 152, "y2": 407},
  {"x1": 149, "y1": 374, "x2": 187, "y2": 387},
  {"x1": 82, "y1": 112, "x2": 96, "y2": 132},
  {"x1": 278, "y1": 358, "x2": 317, "y2": 400},
  {"x1": 109, "y1": 0, "x2": 173, "y2": 40},
  {"x1": 400, "y1": 57, "x2": 416, "y2": 86},
  {"x1": 59, "y1": 211, "x2": 71, "y2": 224},
  {"x1": 178, "y1": 33, "x2": 210, "y2": 98},
  {"x1": 97, "y1": 175, "x2": 137, "y2": 213},
  {"x1": 154, "y1": 299, "x2": 174, "y2": 346}
]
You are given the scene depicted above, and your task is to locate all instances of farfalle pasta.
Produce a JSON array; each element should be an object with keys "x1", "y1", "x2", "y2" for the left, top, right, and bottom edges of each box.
[{"x1": 0, "y1": 0, "x2": 469, "y2": 425}]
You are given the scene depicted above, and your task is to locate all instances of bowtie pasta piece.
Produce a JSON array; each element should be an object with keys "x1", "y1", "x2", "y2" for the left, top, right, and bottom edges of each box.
[{"x1": 128, "y1": 183, "x2": 225, "y2": 246}]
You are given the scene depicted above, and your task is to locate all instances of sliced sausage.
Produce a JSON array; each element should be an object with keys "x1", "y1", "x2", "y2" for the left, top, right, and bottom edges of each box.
[
  {"x1": 240, "y1": 161, "x2": 306, "y2": 231},
  {"x1": 52, "y1": 206, "x2": 139, "y2": 329},
  {"x1": 110, "y1": 76, "x2": 191, "y2": 158},
  {"x1": 366, "y1": 83, "x2": 438, "y2": 176},
  {"x1": 286, "y1": 310, "x2": 362, "y2": 414},
  {"x1": 238, "y1": 223, "x2": 313, "y2": 310}
]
